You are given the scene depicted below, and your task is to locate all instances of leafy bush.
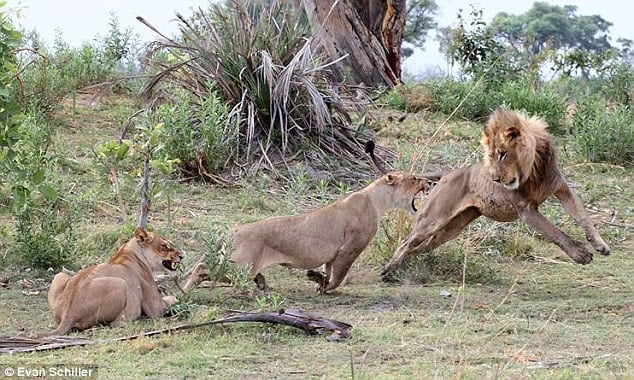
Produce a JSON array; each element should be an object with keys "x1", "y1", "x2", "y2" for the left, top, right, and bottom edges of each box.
[
  {"x1": 2, "y1": 114, "x2": 77, "y2": 269},
  {"x1": 140, "y1": 0, "x2": 372, "y2": 178},
  {"x1": 0, "y1": 6, "x2": 21, "y2": 120},
  {"x1": 572, "y1": 98, "x2": 633, "y2": 166},
  {"x1": 15, "y1": 203, "x2": 77, "y2": 270},
  {"x1": 0, "y1": 4, "x2": 23, "y2": 163},
  {"x1": 150, "y1": 89, "x2": 232, "y2": 178},
  {"x1": 601, "y1": 62, "x2": 634, "y2": 107},
  {"x1": 447, "y1": 6, "x2": 518, "y2": 90}
]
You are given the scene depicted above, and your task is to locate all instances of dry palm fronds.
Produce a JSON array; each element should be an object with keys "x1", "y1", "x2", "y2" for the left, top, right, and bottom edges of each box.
[{"x1": 138, "y1": 0, "x2": 390, "y2": 179}]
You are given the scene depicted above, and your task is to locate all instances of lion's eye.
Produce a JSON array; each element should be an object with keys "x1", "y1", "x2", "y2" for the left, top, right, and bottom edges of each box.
[{"x1": 499, "y1": 151, "x2": 506, "y2": 161}]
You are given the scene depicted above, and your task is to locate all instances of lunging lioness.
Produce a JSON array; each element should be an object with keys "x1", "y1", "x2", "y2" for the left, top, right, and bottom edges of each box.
[
  {"x1": 381, "y1": 108, "x2": 610, "y2": 279},
  {"x1": 231, "y1": 172, "x2": 429, "y2": 293},
  {"x1": 46, "y1": 228, "x2": 183, "y2": 335}
]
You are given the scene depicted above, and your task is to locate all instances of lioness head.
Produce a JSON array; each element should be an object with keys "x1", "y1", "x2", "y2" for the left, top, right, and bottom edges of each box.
[
  {"x1": 134, "y1": 227, "x2": 183, "y2": 273},
  {"x1": 383, "y1": 172, "x2": 430, "y2": 215},
  {"x1": 481, "y1": 109, "x2": 546, "y2": 190}
]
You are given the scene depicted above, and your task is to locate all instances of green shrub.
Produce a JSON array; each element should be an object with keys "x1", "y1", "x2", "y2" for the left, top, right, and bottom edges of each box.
[
  {"x1": 151, "y1": 89, "x2": 232, "y2": 177},
  {"x1": 0, "y1": 4, "x2": 23, "y2": 157},
  {"x1": 380, "y1": 86, "x2": 408, "y2": 110},
  {"x1": 2, "y1": 114, "x2": 77, "y2": 269},
  {"x1": 421, "y1": 76, "x2": 566, "y2": 132},
  {"x1": 601, "y1": 62, "x2": 634, "y2": 107},
  {"x1": 15, "y1": 203, "x2": 77, "y2": 269},
  {"x1": 572, "y1": 98, "x2": 633, "y2": 166}
]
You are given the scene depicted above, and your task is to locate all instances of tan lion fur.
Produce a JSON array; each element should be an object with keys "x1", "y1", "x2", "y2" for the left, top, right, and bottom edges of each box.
[
  {"x1": 46, "y1": 228, "x2": 183, "y2": 336},
  {"x1": 231, "y1": 172, "x2": 429, "y2": 293},
  {"x1": 381, "y1": 108, "x2": 610, "y2": 279}
]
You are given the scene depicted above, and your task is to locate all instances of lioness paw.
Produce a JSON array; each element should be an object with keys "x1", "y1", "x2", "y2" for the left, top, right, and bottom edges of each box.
[{"x1": 163, "y1": 295, "x2": 178, "y2": 307}]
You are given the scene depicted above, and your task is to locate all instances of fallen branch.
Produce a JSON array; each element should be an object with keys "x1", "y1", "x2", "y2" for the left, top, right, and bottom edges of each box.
[
  {"x1": 0, "y1": 309, "x2": 351, "y2": 353},
  {"x1": 0, "y1": 335, "x2": 91, "y2": 353}
]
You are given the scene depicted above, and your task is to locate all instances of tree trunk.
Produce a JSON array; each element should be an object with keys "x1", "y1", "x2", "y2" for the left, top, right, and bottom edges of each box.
[{"x1": 303, "y1": 0, "x2": 406, "y2": 88}]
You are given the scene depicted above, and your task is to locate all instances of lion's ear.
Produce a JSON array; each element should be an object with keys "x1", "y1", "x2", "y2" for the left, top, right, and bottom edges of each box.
[
  {"x1": 505, "y1": 126, "x2": 520, "y2": 141},
  {"x1": 134, "y1": 227, "x2": 149, "y2": 243}
]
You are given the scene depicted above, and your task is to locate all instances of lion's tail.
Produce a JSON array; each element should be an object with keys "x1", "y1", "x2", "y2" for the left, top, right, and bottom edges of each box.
[
  {"x1": 364, "y1": 140, "x2": 388, "y2": 175},
  {"x1": 33, "y1": 319, "x2": 72, "y2": 338}
]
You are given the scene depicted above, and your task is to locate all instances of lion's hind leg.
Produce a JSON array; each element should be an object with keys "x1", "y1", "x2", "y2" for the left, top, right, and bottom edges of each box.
[
  {"x1": 381, "y1": 207, "x2": 480, "y2": 281},
  {"x1": 48, "y1": 272, "x2": 72, "y2": 324},
  {"x1": 555, "y1": 184, "x2": 610, "y2": 256},
  {"x1": 76, "y1": 277, "x2": 129, "y2": 329}
]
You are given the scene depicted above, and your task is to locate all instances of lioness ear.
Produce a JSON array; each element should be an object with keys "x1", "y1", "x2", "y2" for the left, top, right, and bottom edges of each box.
[
  {"x1": 134, "y1": 227, "x2": 149, "y2": 243},
  {"x1": 385, "y1": 173, "x2": 398, "y2": 185}
]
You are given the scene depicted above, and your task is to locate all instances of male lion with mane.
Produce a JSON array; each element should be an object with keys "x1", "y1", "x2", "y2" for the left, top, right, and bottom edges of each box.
[
  {"x1": 381, "y1": 108, "x2": 610, "y2": 279},
  {"x1": 46, "y1": 228, "x2": 183, "y2": 335},
  {"x1": 231, "y1": 172, "x2": 430, "y2": 293}
]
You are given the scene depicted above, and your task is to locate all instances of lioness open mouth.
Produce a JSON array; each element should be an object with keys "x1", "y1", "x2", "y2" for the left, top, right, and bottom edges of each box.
[
  {"x1": 412, "y1": 190, "x2": 425, "y2": 213},
  {"x1": 162, "y1": 260, "x2": 178, "y2": 271}
]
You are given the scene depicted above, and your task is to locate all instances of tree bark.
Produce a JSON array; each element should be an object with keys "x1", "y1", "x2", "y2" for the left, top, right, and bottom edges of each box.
[{"x1": 303, "y1": 0, "x2": 406, "y2": 88}]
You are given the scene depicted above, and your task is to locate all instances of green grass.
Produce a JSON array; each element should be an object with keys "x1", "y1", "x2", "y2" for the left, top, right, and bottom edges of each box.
[{"x1": 0, "y1": 92, "x2": 632, "y2": 378}]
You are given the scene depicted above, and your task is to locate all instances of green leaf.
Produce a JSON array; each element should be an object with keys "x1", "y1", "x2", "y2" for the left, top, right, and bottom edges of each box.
[
  {"x1": 32, "y1": 169, "x2": 45, "y2": 185},
  {"x1": 115, "y1": 142, "x2": 129, "y2": 161},
  {"x1": 11, "y1": 185, "x2": 30, "y2": 210},
  {"x1": 39, "y1": 184, "x2": 58, "y2": 203}
]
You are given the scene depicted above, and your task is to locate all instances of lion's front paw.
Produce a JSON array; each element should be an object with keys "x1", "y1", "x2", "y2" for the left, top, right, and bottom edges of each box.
[
  {"x1": 568, "y1": 241, "x2": 593, "y2": 265},
  {"x1": 163, "y1": 295, "x2": 178, "y2": 307},
  {"x1": 588, "y1": 237, "x2": 610, "y2": 256}
]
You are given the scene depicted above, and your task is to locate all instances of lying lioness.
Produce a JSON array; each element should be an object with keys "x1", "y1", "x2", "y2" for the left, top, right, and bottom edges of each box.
[
  {"x1": 46, "y1": 228, "x2": 183, "y2": 335},
  {"x1": 231, "y1": 172, "x2": 429, "y2": 293}
]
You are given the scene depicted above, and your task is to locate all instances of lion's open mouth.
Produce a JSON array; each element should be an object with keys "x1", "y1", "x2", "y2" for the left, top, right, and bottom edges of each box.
[{"x1": 162, "y1": 260, "x2": 178, "y2": 271}]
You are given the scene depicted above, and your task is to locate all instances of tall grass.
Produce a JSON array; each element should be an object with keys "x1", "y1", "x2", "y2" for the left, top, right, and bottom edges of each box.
[{"x1": 572, "y1": 98, "x2": 633, "y2": 166}]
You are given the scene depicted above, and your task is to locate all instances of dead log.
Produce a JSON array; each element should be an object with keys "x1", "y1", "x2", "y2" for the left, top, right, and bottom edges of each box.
[{"x1": 0, "y1": 309, "x2": 351, "y2": 353}]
